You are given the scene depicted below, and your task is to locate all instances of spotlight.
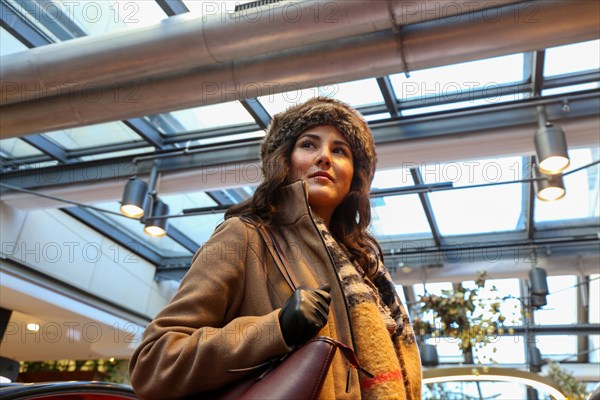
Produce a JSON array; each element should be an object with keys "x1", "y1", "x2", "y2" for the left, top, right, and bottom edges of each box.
[
  {"x1": 536, "y1": 171, "x2": 566, "y2": 201},
  {"x1": 529, "y1": 267, "x2": 549, "y2": 296},
  {"x1": 534, "y1": 107, "x2": 569, "y2": 175},
  {"x1": 531, "y1": 293, "x2": 548, "y2": 309},
  {"x1": 120, "y1": 177, "x2": 148, "y2": 218},
  {"x1": 419, "y1": 342, "x2": 439, "y2": 367},
  {"x1": 144, "y1": 199, "x2": 169, "y2": 237},
  {"x1": 528, "y1": 345, "x2": 544, "y2": 373}
]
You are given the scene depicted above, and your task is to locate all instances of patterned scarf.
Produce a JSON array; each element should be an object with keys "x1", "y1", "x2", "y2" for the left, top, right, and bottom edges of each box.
[{"x1": 315, "y1": 219, "x2": 422, "y2": 399}]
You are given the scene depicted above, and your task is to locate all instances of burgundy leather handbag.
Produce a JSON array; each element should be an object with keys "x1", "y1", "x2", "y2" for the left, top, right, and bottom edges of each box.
[{"x1": 192, "y1": 222, "x2": 368, "y2": 400}]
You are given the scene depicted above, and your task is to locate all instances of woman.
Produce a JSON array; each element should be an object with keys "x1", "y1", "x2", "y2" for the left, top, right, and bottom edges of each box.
[{"x1": 129, "y1": 97, "x2": 422, "y2": 399}]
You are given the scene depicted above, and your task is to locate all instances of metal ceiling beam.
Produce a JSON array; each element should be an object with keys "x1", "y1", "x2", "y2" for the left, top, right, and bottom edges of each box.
[
  {"x1": 61, "y1": 207, "x2": 163, "y2": 265},
  {"x1": 123, "y1": 118, "x2": 166, "y2": 149},
  {"x1": 156, "y1": 235, "x2": 600, "y2": 280},
  {"x1": 20, "y1": 134, "x2": 69, "y2": 163},
  {"x1": 409, "y1": 168, "x2": 442, "y2": 247},
  {"x1": 379, "y1": 225, "x2": 600, "y2": 267},
  {"x1": 3, "y1": 1, "x2": 598, "y2": 138},
  {"x1": 2, "y1": 91, "x2": 598, "y2": 191},
  {"x1": 376, "y1": 76, "x2": 399, "y2": 117},
  {"x1": 1, "y1": 0, "x2": 521, "y2": 106},
  {"x1": 531, "y1": 50, "x2": 546, "y2": 97},
  {"x1": 544, "y1": 71, "x2": 600, "y2": 89},
  {"x1": 525, "y1": 156, "x2": 537, "y2": 240},
  {"x1": 240, "y1": 99, "x2": 271, "y2": 130}
]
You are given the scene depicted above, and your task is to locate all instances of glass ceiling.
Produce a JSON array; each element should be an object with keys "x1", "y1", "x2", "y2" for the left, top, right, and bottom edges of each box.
[
  {"x1": 148, "y1": 101, "x2": 257, "y2": 134},
  {"x1": 390, "y1": 53, "x2": 525, "y2": 101},
  {"x1": 1, "y1": 7, "x2": 597, "y2": 255},
  {"x1": 1, "y1": 0, "x2": 598, "y2": 375},
  {"x1": 43, "y1": 122, "x2": 145, "y2": 150}
]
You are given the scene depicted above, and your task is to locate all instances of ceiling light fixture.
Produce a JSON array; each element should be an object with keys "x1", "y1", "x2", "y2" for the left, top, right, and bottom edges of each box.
[
  {"x1": 143, "y1": 198, "x2": 169, "y2": 237},
  {"x1": 534, "y1": 106, "x2": 570, "y2": 175},
  {"x1": 536, "y1": 171, "x2": 566, "y2": 201},
  {"x1": 120, "y1": 177, "x2": 148, "y2": 218}
]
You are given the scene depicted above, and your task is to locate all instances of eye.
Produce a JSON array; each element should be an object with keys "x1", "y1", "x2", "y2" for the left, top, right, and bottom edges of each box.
[
  {"x1": 299, "y1": 140, "x2": 315, "y2": 149},
  {"x1": 333, "y1": 147, "x2": 349, "y2": 156}
]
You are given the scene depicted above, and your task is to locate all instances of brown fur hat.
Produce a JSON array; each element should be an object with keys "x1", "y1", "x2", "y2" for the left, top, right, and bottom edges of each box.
[{"x1": 260, "y1": 96, "x2": 377, "y2": 183}]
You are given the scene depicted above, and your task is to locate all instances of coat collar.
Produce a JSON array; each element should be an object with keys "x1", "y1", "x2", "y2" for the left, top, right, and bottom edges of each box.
[{"x1": 274, "y1": 180, "x2": 312, "y2": 225}]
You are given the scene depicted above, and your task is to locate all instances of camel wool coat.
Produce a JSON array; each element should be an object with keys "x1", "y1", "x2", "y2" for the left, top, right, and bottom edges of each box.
[{"x1": 129, "y1": 181, "x2": 362, "y2": 399}]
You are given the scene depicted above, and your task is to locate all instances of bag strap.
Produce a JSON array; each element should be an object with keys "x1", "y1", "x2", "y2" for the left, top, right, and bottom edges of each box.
[
  {"x1": 256, "y1": 224, "x2": 299, "y2": 291},
  {"x1": 241, "y1": 217, "x2": 299, "y2": 291}
]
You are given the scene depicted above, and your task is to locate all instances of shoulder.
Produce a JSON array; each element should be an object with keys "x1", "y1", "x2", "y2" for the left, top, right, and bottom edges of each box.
[
  {"x1": 192, "y1": 217, "x2": 259, "y2": 265},
  {"x1": 192, "y1": 217, "x2": 262, "y2": 259}
]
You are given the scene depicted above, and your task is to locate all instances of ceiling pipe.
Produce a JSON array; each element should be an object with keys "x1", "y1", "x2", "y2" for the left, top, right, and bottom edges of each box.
[
  {"x1": 0, "y1": 0, "x2": 598, "y2": 138},
  {"x1": 0, "y1": 0, "x2": 521, "y2": 106}
]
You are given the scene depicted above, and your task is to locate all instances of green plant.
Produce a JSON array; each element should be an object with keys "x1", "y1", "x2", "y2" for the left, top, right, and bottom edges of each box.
[
  {"x1": 545, "y1": 361, "x2": 587, "y2": 400},
  {"x1": 416, "y1": 271, "x2": 512, "y2": 364},
  {"x1": 19, "y1": 358, "x2": 129, "y2": 383}
]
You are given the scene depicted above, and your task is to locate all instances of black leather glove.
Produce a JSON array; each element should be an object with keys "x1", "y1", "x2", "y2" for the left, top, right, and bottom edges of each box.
[{"x1": 278, "y1": 284, "x2": 332, "y2": 347}]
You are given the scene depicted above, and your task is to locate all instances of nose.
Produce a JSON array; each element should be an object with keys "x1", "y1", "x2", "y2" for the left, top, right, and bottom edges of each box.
[{"x1": 316, "y1": 147, "x2": 332, "y2": 167}]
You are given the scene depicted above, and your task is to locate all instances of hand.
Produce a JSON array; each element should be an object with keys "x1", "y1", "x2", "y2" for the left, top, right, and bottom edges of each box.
[{"x1": 278, "y1": 284, "x2": 331, "y2": 347}]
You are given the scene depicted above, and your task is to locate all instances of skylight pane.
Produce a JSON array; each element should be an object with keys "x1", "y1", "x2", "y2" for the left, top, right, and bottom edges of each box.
[
  {"x1": 536, "y1": 335, "x2": 577, "y2": 362},
  {"x1": 168, "y1": 214, "x2": 225, "y2": 247},
  {"x1": 0, "y1": 27, "x2": 28, "y2": 56},
  {"x1": 390, "y1": 54, "x2": 524, "y2": 101},
  {"x1": 195, "y1": 131, "x2": 265, "y2": 146},
  {"x1": 363, "y1": 112, "x2": 391, "y2": 122},
  {"x1": 422, "y1": 156, "x2": 524, "y2": 235},
  {"x1": 79, "y1": 146, "x2": 155, "y2": 161},
  {"x1": 43, "y1": 121, "x2": 144, "y2": 150},
  {"x1": 402, "y1": 94, "x2": 524, "y2": 116},
  {"x1": 370, "y1": 194, "x2": 432, "y2": 237},
  {"x1": 542, "y1": 82, "x2": 600, "y2": 96},
  {"x1": 535, "y1": 147, "x2": 600, "y2": 223},
  {"x1": 590, "y1": 335, "x2": 599, "y2": 363},
  {"x1": 372, "y1": 167, "x2": 415, "y2": 189},
  {"x1": 52, "y1": 0, "x2": 167, "y2": 35},
  {"x1": 149, "y1": 101, "x2": 256, "y2": 134},
  {"x1": 159, "y1": 192, "x2": 218, "y2": 214},
  {"x1": 91, "y1": 202, "x2": 192, "y2": 257},
  {"x1": 157, "y1": 192, "x2": 224, "y2": 246},
  {"x1": 259, "y1": 86, "x2": 340, "y2": 116},
  {"x1": 369, "y1": 167, "x2": 432, "y2": 237},
  {"x1": 590, "y1": 274, "x2": 599, "y2": 324},
  {"x1": 0, "y1": 138, "x2": 44, "y2": 158},
  {"x1": 534, "y1": 275, "x2": 577, "y2": 325},
  {"x1": 333, "y1": 79, "x2": 385, "y2": 108},
  {"x1": 544, "y1": 40, "x2": 600, "y2": 77}
]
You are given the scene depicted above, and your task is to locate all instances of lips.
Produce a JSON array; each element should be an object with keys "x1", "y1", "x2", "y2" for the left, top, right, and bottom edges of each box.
[{"x1": 309, "y1": 171, "x2": 334, "y2": 182}]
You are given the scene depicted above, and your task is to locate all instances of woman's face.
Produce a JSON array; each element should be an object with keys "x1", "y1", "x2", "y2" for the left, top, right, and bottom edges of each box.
[{"x1": 287, "y1": 125, "x2": 354, "y2": 223}]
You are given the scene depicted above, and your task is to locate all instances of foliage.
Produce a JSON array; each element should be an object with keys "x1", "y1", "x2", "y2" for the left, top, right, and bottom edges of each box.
[
  {"x1": 19, "y1": 358, "x2": 129, "y2": 383},
  {"x1": 423, "y1": 383, "x2": 480, "y2": 400},
  {"x1": 544, "y1": 361, "x2": 587, "y2": 400},
  {"x1": 415, "y1": 271, "x2": 512, "y2": 364}
]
